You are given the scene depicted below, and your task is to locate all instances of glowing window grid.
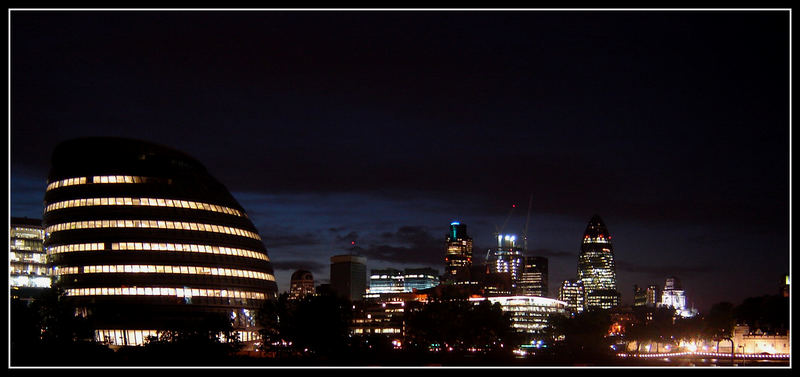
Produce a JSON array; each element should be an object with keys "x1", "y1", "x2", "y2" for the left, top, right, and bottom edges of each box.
[
  {"x1": 45, "y1": 197, "x2": 244, "y2": 217},
  {"x1": 46, "y1": 220, "x2": 261, "y2": 241},
  {"x1": 65, "y1": 286, "x2": 266, "y2": 300},
  {"x1": 53, "y1": 264, "x2": 275, "y2": 281}
]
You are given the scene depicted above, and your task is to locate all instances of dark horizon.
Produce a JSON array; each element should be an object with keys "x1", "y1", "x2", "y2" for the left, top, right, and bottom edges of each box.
[{"x1": 10, "y1": 9, "x2": 790, "y2": 313}]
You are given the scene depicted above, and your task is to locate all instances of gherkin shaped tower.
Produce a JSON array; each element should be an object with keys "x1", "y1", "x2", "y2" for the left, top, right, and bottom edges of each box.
[
  {"x1": 577, "y1": 214, "x2": 620, "y2": 309},
  {"x1": 43, "y1": 137, "x2": 278, "y2": 347}
]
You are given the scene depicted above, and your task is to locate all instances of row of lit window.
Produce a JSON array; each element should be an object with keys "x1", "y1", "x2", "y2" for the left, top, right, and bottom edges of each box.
[
  {"x1": 65, "y1": 286, "x2": 266, "y2": 300},
  {"x1": 46, "y1": 177, "x2": 88, "y2": 191},
  {"x1": 54, "y1": 264, "x2": 275, "y2": 281},
  {"x1": 10, "y1": 275, "x2": 52, "y2": 288},
  {"x1": 11, "y1": 228, "x2": 45, "y2": 239},
  {"x1": 45, "y1": 197, "x2": 244, "y2": 217},
  {"x1": 47, "y1": 242, "x2": 269, "y2": 261},
  {"x1": 582, "y1": 237, "x2": 610, "y2": 244},
  {"x1": 47, "y1": 175, "x2": 167, "y2": 191},
  {"x1": 46, "y1": 220, "x2": 261, "y2": 240},
  {"x1": 9, "y1": 252, "x2": 47, "y2": 264},
  {"x1": 94, "y1": 329, "x2": 261, "y2": 347}
]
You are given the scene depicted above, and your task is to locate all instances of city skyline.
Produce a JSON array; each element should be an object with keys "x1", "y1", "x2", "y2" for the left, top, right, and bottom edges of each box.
[{"x1": 10, "y1": 9, "x2": 790, "y2": 314}]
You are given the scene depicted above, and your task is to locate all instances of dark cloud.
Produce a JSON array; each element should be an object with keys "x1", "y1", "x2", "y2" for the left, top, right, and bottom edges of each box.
[
  {"x1": 261, "y1": 232, "x2": 322, "y2": 248},
  {"x1": 615, "y1": 261, "x2": 716, "y2": 276},
  {"x1": 527, "y1": 248, "x2": 575, "y2": 259},
  {"x1": 270, "y1": 260, "x2": 327, "y2": 274},
  {"x1": 355, "y1": 225, "x2": 444, "y2": 267}
]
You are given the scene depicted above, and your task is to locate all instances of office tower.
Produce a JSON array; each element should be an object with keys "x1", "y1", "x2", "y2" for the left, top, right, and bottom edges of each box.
[
  {"x1": 43, "y1": 137, "x2": 278, "y2": 347},
  {"x1": 367, "y1": 267, "x2": 440, "y2": 295},
  {"x1": 444, "y1": 221, "x2": 473, "y2": 280},
  {"x1": 558, "y1": 279, "x2": 585, "y2": 316},
  {"x1": 585, "y1": 289, "x2": 621, "y2": 310},
  {"x1": 646, "y1": 285, "x2": 659, "y2": 307},
  {"x1": 577, "y1": 214, "x2": 619, "y2": 309},
  {"x1": 10, "y1": 217, "x2": 49, "y2": 302},
  {"x1": 488, "y1": 234, "x2": 524, "y2": 282},
  {"x1": 330, "y1": 254, "x2": 367, "y2": 301},
  {"x1": 289, "y1": 269, "x2": 316, "y2": 300},
  {"x1": 403, "y1": 268, "x2": 439, "y2": 292},
  {"x1": 469, "y1": 296, "x2": 567, "y2": 337},
  {"x1": 518, "y1": 256, "x2": 548, "y2": 297},
  {"x1": 633, "y1": 285, "x2": 647, "y2": 307},
  {"x1": 368, "y1": 268, "x2": 405, "y2": 294}
]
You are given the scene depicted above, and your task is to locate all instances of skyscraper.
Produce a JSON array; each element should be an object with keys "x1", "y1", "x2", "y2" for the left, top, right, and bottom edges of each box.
[
  {"x1": 577, "y1": 214, "x2": 619, "y2": 309},
  {"x1": 488, "y1": 233, "x2": 524, "y2": 282},
  {"x1": 10, "y1": 217, "x2": 49, "y2": 302},
  {"x1": 558, "y1": 279, "x2": 585, "y2": 316},
  {"x1": 517, "y1": 256, "x2": 548, "y2": 297},
  {"x1": 43, "y1": 137, "x2": 278, "y2": 347},
  {"x1": 646, "y1": 284, "x2": 660, "y2": 307},
  {"x1": 289, "y1": 269, "x2": 316, "y2": 300},
  {"x1": 444, "y1": 221, "x2": 473, "y2": 280},
  {"x1": 633, "y1": 285, "x2": 647, "y2": 307},
  {"x1": 330, "y1": 254, "x2": 367, "y2": 301}
]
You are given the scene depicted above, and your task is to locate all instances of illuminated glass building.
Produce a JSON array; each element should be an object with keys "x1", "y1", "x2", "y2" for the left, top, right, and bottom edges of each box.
[
  {"x1": 330, "y1": 254, "x2": 367, "y2": 301},
  {"x1": 444, "y1": 221, "x2": 473, "y2": 280},
  {"x1": 43, "y1": 137, "x2": 278, "y2": 347},
  {"x1": 468, "y1": 296, "x2": 567, "y2": 341},
  {"x1": 10, "y1": 217, "x2": 50, "y2": 301},
  {"x1": 289, "y1": 269, "x2": 315, "y2": 300},
  {"x1": 403, "y1": 268, "x2": 439, "y2": 292},
  {"x1": 586, "y1": 289, "x2": 621, "y2": 310},
  {"x1": 558, "y1": 279, "x2": 585, "y2": 316},
  {"x1": 367, "y1": 267, "x2": 439, "y2": 295},
  {"x1": 577, "y1": 215, "x2": 619, "y2": 309},
  {"x1": 487, "y1": 234, "x2": 524, "y2": 283},
  {"x1": 368, "y1": 268, "x2": 405, "y2": 294},
  {"x1": 517, "y1": 256, "x2": 548, "y2": 297}
]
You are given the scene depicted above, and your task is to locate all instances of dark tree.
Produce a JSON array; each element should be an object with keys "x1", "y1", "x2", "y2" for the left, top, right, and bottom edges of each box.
[
  {"x1": 703, "y1": 301, "x2": 736, "y2": 339},
  {"x1": 404, "y1": 298, "x2": 516, "y2": 352}
]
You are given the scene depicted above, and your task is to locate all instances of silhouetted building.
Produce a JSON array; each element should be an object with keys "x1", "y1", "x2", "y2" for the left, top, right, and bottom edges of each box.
[
  {"x1": 10, "y1": 217, "x2": 49, "y2": 302},
  {"x1": 517, "y1": 256, "x2": 548, "y2": 297},
  {"x1": 577, "y1": 215, "x2": 619, "y2": 309},
  {"x1": 43, "y1": 137, "x2": 278, "y2": 347},
  {"x1": 444, "y1": 221, "x2": 473, "y2": 280},
  {"x1": 633, "y1": 285, "x2": 647, "y2": 307},
  {"x1": 558, "y1": 279, "x2": 585, "y2": 316},
  {"x1": 289, "y1": 269, "x2": 315, "y2": 300},
  {"x1": 330, "y1": 254, "x2": 367, "y2": 301}
]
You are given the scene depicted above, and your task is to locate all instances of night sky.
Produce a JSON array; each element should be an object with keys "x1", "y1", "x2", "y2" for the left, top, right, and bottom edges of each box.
[{"x1": 10, "y1": 10, "x2": 790, "y2": 313}]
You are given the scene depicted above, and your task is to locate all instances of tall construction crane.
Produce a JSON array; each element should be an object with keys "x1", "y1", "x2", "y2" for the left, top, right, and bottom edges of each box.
[{"x1": 522, "y1": 193, "x2": 533, "y2": 252}]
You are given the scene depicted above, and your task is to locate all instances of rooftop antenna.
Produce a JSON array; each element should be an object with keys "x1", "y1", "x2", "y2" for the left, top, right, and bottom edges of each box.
[{"x1": 523, "y1": 193, "x2": 533, "y2": 253}]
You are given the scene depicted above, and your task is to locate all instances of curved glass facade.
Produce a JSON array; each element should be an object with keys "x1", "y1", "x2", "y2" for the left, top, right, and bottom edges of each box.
[
  {"x1": 577, "y1": 214, "x2": 619, "y2": 309},
  {"x1": 43, "y1": 137, "x2": 278, "y2": 347}
]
